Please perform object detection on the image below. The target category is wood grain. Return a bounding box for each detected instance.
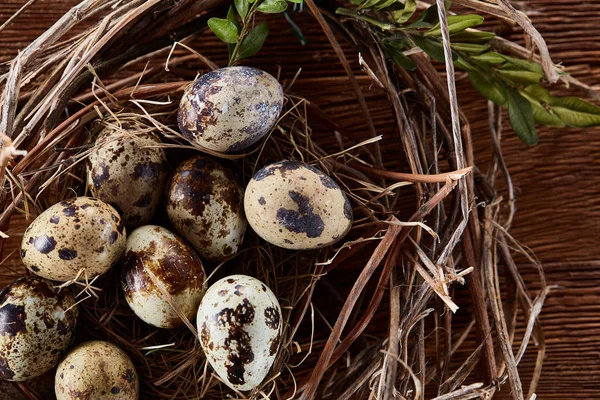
[1,0,599,398]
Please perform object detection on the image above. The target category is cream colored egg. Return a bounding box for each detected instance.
[87,128,168,228]
[197,275,282,391]
[166,155,247,261]
[55,341,138,400]
[21,197,126,282]
[120,225,207,329]
[244,160,353,249]
[0,276,77,381]
[177,66,284,152]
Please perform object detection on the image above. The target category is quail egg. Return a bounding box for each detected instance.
[244,160,353,249]
[87,127,168,228]
[21,197,126,282]
[55,341,138,400]
[177,66,284,153]
[121,225,207,329]
[0,276,77,381]
[197,275,282,391]
[166,155,246,261]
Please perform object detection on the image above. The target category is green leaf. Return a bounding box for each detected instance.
[234,0,249,18]
[549,96,600,127]
[226,5,242,30]
[426,14,484,37]
[208,18,239,44]
[411,35,456,62]
[523,84,552,102]
[413,4,440,25]
[257,0,287,13]
[500,55,543,74]
[335,8,393,30]
[374,0,396,10]
[454,55,476,72]
[497,69,543,84]
[506,89,538,146]
[235,21,269,61]
[393,0,415,23]
[359,0,381,10]
[519,90,566,127]
[287,0,303,3]
[470,51,506,64]
[468,70,507,106]
[451,43,489,54]
[450,30,495,44]
[384,45,416,70]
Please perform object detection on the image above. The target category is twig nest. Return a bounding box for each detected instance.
[166,155,247,261]
[0,276,77,381]
[177,66,283,152]
[55,341,138,400]
[244,160,353,250]
[120,225,207,329]
[21,197,126,282]
[197,275,282,391]
[87,128,168,228]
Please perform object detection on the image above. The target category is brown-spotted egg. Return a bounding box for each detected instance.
[121,225,207,329]
[166,155,246,261]
[55,341,138,400]
[244,160,353,249]
[177,66,284,153]
[197,275,282,391]
[0,276,77,381]
[21,197,126,282]
[87,128,168,228]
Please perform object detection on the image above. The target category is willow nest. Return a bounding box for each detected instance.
[0,0,567,399]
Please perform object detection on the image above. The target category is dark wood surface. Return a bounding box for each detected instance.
[1,0,600,398]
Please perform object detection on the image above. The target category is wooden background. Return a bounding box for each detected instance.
[1,0,600,398]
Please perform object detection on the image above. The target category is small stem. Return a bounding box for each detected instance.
[336,8,393,30]
[229,2,261,65]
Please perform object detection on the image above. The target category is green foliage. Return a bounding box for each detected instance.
[333,0,600,145]
[208,0,297,64]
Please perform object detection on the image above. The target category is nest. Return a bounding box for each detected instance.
[0,0,569,399]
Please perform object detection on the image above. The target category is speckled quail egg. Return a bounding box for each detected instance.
[21,197,126,282]
[0,276,77,381]
[121,225,207,329]
[166,155,247,261]
[177,66,284,153]
[55,341,138,400]
[197,275,283,391]
[87,127,168,228]
[244,160,353,250]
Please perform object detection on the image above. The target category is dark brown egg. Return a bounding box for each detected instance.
[87,129,168,228]
[166,155,247,261]
[0,276,77,381]
[121,225,207,329]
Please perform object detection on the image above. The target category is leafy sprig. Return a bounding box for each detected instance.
[337,0,600,145]
[208,0,298,65]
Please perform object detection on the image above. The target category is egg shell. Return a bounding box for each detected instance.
[0,276,77,381]
[121,225,207,329]
[55,341,138,400]
[244,160,353,250]
[197,275,283,391]
[166,155,247,261]
[87,129,168,228]
[177,66,284,153]
[21,197,126,282]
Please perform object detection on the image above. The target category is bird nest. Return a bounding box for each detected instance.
[2,0,586,399]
